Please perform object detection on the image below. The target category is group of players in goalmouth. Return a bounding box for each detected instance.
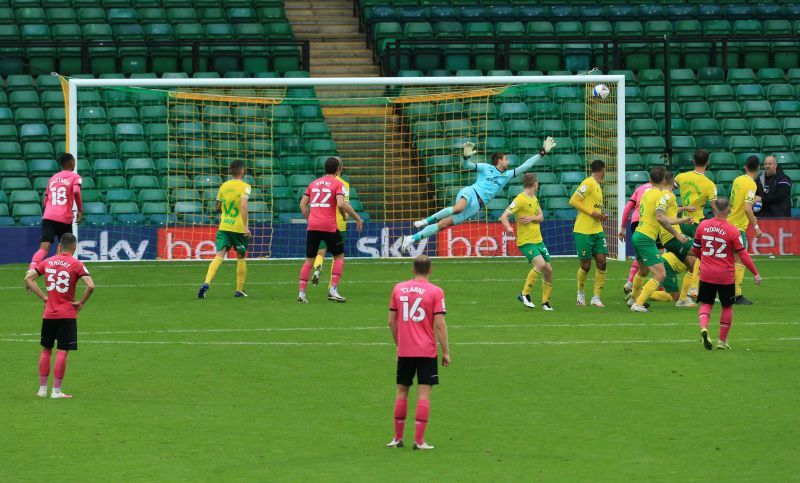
[21,141,764,449]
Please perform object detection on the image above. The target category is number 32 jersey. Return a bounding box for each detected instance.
[304,175,345,233]
[389,279,446,358]
[35,254,90,319]
[43,170,82,224]
[693,218,746,285]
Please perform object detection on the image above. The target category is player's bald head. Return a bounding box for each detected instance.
[413,255,431,276]
[713,197,731,216]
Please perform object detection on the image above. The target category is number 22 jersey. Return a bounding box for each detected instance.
[35,253,90,319]
[304,175,345,232]
[389,279,446,358]
[693,218,746,285]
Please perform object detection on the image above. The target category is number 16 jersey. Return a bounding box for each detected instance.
[35,253,90,319]
[216,179,251,234]
[693,217,746,285]
[389,279,446,358]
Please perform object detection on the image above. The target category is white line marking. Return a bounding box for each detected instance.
[4,321,799,338]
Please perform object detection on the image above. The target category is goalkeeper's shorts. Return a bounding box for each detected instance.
[452,187,482,225]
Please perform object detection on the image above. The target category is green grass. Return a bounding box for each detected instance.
[2,257,799,481]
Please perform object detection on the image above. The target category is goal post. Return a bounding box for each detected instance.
[65,75,626,262]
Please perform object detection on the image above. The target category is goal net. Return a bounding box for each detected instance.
[65,75,625,262]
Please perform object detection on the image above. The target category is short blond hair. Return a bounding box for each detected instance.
[522,173,537,188]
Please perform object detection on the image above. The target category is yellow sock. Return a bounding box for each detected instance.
[632,274,646,301]
[593,269,606,298]
[204,255,224,285]
[577,268,588,291]
[328,260,335,289]
[236,258,247,291]
[542,281,553,305]
[679,272,693,300]
[313,254,324,270]
[735,263,745,296]
[636,278,661,305]
[650,291,674,302]
[522,268,540,296]
[691,262,700,290]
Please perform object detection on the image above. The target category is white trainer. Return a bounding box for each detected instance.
[386,439,404,448]
[400,235,414,253]
[541,302,554,311]
[717,340,731,350]
[50,390,72,399]
[626,294,635,306]
[576,291,586,306]
[297,294,309,304]
[675,297,696,307]
[413,219,428,228]
[687,287,698,300]
[630,303,648,313]
[36,386,47,398]
[311,267,321,287]
[327,290,346,303]
[517,293,535,309]
[413,442,435,450]
[590,296,605,307]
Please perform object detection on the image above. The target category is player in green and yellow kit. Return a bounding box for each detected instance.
[727,155,762,305]
[659,170,699,306]
[499,173,554,311]
[198,160,251,299]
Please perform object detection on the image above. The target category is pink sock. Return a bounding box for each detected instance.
[414,400,430,446]
[299,262,312,292]
[330,258,343,289]
[720,305,733,341]
[39,349,51,386]
[393,398,408,441]
[699,303,712,330]
[54,350,68,389]
[29,248,48,270]
[628,260,639,283]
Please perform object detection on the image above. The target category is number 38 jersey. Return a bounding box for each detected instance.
[35,254,90,319]
[693,218,746,285]
[216,179,251,234]
[43,170,82,224]
[389,279,446,358]
[304,175,345,233]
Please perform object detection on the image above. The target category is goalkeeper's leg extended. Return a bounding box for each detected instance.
[402,191,475,252]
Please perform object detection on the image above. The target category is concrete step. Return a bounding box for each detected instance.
[310,66,380,76]
[291,23,360,34]
[310,56,375,66]
[311,40,368,50]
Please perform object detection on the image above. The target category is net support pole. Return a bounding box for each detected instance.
[616,76,627,261]
[68,79,80,240]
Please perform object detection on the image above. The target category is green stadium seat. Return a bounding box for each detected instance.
[9,90,40,108]
[729,136,759,153]
[9,189,40,204]
[697,67,725,86]
[784,118,800,136]
[12,204,42,220]
[673,86,704,103]
[750,118,781,136]
[761,135,789,152]
[735,84,766,101]
[689,118,721,136]
[695,135,727,153]
[766,84,795,102]
[775,152,800,169]
[83,201,107,215]
[720,118,749,136]
[682,102,711,120]
[707,153,737,171]
[0,159,26,177]
[636,136,666,154]
[712,101,742,119]
[742,101,773,119]
[628,119,659,137]
[637,69,664,87]
[774,101,800,120]
[650,102,681,120]
[23,142,54,160]
[106,189,136,204]
[28,158,59,177]
[727,68,756,86]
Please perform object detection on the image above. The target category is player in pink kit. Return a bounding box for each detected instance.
[24,233,95,398]
[619,182,652,294]
[297,157,362,303]
[28,153,83,273]
[692,197,761,350]
[386,255,450,451]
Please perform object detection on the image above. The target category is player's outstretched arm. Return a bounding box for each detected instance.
[460,142,478,171]
[434,314,450,366]
[72,276,95,312]
[299,195,310,220]
[511,136,557,177]
[24,270,47,303]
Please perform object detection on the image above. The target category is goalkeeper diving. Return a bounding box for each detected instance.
[401,137,557,252]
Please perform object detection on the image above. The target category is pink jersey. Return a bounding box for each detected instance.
[389,278,446,358]
[693,218,746,285]
[304,175,345,232]
[629,182,652,223]
[42,170,82,224]
[35,253,90,319]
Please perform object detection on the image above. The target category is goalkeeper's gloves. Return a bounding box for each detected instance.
[539,136,557,156]
[462,141,476,159]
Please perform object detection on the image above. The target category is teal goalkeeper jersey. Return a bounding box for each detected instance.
[466,153,542,202]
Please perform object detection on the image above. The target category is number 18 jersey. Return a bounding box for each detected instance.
[43,170,82,224]
[389,279,446,358]
[304,175,345,233]
[35,253,90,319]
[693,217,746,285]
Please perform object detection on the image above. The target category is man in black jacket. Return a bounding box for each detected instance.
[755,155,792,218]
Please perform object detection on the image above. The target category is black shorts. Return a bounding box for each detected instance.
[41,318,78,351]
[697,281,736,308]
[396,357,439,386]
[40,219,73,244]
[630,221,638,233]
[305,230,343,258]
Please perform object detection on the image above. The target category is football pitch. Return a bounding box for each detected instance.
[2,256,799,481]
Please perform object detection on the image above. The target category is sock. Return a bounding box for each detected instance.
[577,268,588,292]
[330,258,343,290]
[632,274,646,301]
[412,224,440,242]
[699,303,712,329]
[542,281,553,305]
[39,348,51,386]
[328,260,335,290]
[650,291,673,302]
[299,262,313,292]
[236,258,246,292]
[636,278,660,306]
[735,263,745,297]
[679,272,693,300]
[720,305,733,341]
[393,398,408,441]
[522,268,540,296]
[204,255,224,285]
[425,206,454,225]
[691,261,700,290]
[29,248,48,270]
[593,269,606,298]
[313,254,324,270]
[53,350,67,389]
[414,400,430,446]
[627,260,639,283]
